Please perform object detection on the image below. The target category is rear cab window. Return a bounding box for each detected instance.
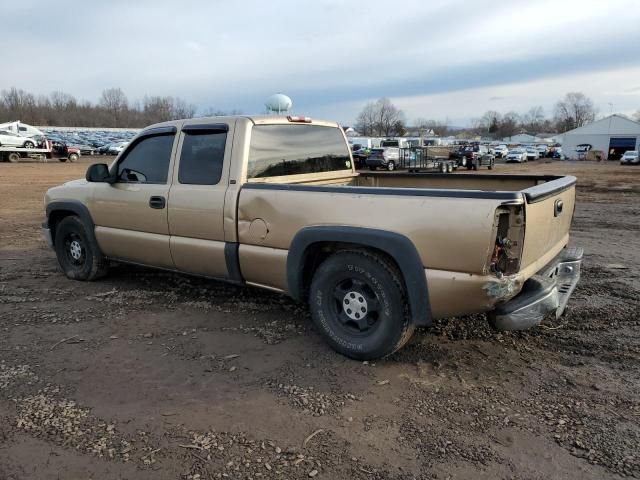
[247,125,352,180]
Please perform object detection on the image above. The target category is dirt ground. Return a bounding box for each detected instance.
[0,157,639,479]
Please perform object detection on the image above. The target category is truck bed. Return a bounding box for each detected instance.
[238,172,576,318]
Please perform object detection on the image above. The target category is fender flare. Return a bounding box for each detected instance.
[287,226,432,326]
[45,200,97,247]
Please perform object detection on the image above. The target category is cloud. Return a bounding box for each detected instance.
[1,0,639,124]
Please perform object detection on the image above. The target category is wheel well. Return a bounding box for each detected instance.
[300,242,406,301]
[48,210,77,246]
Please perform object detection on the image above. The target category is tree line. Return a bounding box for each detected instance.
[356,92,637,138]
[0,87,219,128]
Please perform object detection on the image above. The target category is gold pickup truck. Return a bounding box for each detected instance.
[43,115,582,359]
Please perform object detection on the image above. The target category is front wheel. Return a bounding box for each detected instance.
[309,251,414,360]
[387,161,395,171]
[54,216,109,281]
[24,141,35,149]
[68,153,79,162]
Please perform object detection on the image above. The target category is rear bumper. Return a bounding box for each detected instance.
[488,247,583,330]
[366,158,386,167]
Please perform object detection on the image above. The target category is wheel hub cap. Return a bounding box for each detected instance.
[69,240,82,260]
[343,291,368,320]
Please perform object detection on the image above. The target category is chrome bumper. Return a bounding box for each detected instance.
[488,247,583,330]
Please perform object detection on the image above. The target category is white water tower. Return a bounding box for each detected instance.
[265,93,292,114]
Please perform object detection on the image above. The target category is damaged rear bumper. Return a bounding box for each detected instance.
[488,247,583,330]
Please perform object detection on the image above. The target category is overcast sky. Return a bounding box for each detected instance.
[4,0,640,125]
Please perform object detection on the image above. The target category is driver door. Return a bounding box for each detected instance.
[90,126,178,268]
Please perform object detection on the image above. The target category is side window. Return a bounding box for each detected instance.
[178,131,227,185]
[117,134,174,184]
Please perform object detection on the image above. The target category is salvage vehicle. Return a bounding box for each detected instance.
[42,115,583,360]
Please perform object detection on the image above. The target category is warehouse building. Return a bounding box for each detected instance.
[559,115,640,160]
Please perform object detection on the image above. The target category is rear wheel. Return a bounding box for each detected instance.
[440,163,447,173]
[68,153,79,162]
[8,152,20,163]
[54,216,109,281]
[309,251,414,360]
[387,161,395,171]
[446,163,453,173]
[24,141,35,149]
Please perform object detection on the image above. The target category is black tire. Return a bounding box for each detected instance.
[24,141,35,149]
[488,160,494,170]
[8,152,20,163]
[54,216,109,281]
[387,161,395,171]
[308,250,414,360]
[439,163,447,173]
[446,163,453,173]
[472,161,478,171]
[68,153,79,162]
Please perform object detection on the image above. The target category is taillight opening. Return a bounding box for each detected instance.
[488,206,525,277]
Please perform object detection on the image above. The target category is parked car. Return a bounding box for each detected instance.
[351,144,370,168]
[536,144,549,157]
[454,144,494,170]
[620,150,639,165]
[524,147,539,161]
[97,144,113,155]
[493,145,509,158]
[366,147,400,171]
[552,147,563,159]
[107,142,129,155]
[42,114,582,360]
[0,130,37,148]
[505,149,528,163]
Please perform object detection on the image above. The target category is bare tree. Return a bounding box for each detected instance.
[498,112,521,138]
[479,110,501,133]
[355,98,405,137]
[99,88,128,127]
[554,92,596,132]
[522,106,545,132]
[355,101,377,136]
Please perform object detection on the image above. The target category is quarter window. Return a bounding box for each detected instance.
[178,131,227,185]
[117,134,174,184]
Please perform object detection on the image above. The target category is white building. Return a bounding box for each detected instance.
[558,115,640,160]
[502,133,545,144]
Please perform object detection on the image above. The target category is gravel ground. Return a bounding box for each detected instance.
[0,158,638,479]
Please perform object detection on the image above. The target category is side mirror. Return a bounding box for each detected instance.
[86,163,115,183]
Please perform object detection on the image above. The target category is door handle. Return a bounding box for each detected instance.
[149,196,166,209]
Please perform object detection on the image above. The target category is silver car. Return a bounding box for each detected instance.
[0,130,37,148]
[620,150,639,165]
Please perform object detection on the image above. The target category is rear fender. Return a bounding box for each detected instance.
[287,226,432,326]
